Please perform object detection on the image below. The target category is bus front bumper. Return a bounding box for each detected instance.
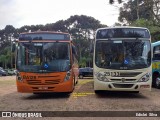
[17,80,73,93]
[94,79,152,92]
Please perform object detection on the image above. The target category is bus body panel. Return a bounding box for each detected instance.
[93,66,152,91]
[16,71,77,93]
[152,61,160,74]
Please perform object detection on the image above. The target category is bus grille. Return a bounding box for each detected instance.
[112,84,134,88]
[117,72,142,77]
[27,80,60,85]
[38,76,59,78]
[110,79,136,82]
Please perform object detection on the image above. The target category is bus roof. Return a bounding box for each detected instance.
[152,41,160,46]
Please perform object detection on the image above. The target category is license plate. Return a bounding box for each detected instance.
[38,87,48,90]
[140,85,150,88]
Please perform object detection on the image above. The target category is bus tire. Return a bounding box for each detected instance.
[94,90,101,94]
[153,74,160,88]
[155,76,160,89]
[132,91,139,93]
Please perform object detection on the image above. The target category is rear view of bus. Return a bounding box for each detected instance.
[16,31,78,93]
[94,27,152,93]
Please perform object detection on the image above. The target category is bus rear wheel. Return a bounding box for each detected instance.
[132,91,139,93]
[94,90,101,94]
[152,73,160,88]
[155,77,160,89]
[153,74,160,88]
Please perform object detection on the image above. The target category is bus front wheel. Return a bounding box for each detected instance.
[153,74,160,89]
[155,77,160,89]
[94,90,101,94]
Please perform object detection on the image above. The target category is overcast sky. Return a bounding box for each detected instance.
[0,0,121,29]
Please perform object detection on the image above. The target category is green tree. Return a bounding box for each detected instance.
[132,19,160,41]
[0,15,107,67]
[117,0,160,26]
[79,57,87,67]
[118,0,152,24]
[0,25,15,47]
[117,0,160,41]
[0,46,11,68]
[143,0,160,26]
[64,15,106,66]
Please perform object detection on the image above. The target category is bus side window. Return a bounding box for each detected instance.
[153,46,160,60]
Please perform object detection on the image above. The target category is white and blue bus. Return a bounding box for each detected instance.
[94,27,152,93]
[152,41,160,88]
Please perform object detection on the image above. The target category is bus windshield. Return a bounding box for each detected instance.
[95,40,151,70]
[17,42,70,72]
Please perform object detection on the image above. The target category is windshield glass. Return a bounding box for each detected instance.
[95,40,151,70]
[17,42,70,72]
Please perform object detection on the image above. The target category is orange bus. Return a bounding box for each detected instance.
[16,31,79,93]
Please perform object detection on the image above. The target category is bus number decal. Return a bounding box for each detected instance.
[105,72,120,77]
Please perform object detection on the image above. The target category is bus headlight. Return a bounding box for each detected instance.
[138,73,151,82]
[16,72,23,82]
[96,72,109,82]
[64,70,71,81]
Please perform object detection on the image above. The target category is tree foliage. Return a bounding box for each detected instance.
[64,15,106,66]
[118,0,160,24]
[0,46,11,68]
[132,19,160,41]
[118,0,152,24]
[0,15,106,68]
[117,0,160,42]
